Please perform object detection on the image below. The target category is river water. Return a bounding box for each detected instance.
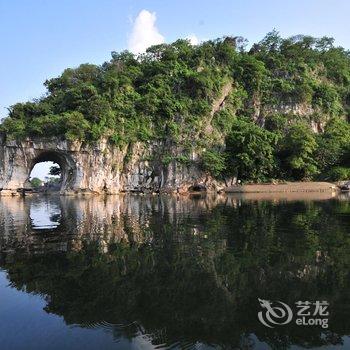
[0,193,349,350]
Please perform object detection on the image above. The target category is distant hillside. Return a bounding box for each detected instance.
[1,31,350,182]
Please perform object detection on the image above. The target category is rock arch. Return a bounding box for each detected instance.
[0,134,121,195]
[27,150,76,192]
[0,133,220,195]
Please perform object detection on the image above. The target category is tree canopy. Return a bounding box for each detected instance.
[1,31,350,181]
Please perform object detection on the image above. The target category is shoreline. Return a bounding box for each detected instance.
[0,181,346,197]
[224,181,339,193]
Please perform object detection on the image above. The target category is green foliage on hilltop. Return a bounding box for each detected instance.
[1,31,350,181]
[1,41,234,145]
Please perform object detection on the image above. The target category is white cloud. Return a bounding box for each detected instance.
[128,10,165,54]
[186,34,199,45]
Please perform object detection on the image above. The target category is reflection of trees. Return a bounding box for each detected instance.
[0,198,349,349]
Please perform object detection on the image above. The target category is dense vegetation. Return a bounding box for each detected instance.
[1,31,350,181]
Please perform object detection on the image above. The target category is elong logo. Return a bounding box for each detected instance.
[258,299,293,328]
[258,299,329,329]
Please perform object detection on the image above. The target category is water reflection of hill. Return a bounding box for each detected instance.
[0,194,349,349]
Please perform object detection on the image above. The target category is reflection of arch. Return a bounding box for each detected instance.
[27,151,77,192]
[30,198,62,230]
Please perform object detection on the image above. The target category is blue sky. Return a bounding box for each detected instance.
[1,0,349,179]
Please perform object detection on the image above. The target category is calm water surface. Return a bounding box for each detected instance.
[0,193,349,350]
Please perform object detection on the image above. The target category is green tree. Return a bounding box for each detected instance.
[30,177,42,189]
[225,118,278,181]
[49,165,61,176]
[317,118,350,169]
[61,111,91,141]
[201,149,226,177]
[279,122,318,179]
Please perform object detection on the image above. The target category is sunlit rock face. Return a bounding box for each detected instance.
[0,135,122,195]
[0,134,222,195]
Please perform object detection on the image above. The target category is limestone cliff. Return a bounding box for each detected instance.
[0,133,224,195]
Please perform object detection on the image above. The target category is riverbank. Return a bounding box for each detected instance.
[0,181,344,196]
[224,181,338,193]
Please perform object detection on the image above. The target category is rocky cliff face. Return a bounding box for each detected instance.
[0,133,223,195]
[250,97,327,132]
